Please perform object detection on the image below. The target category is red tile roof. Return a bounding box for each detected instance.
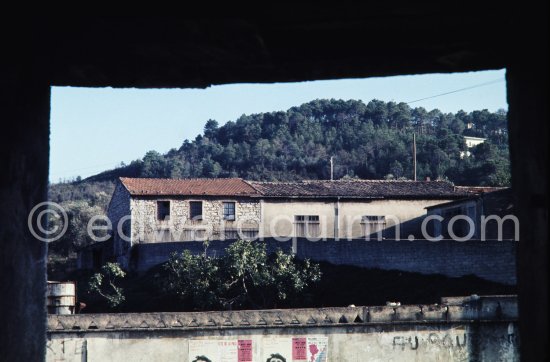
[119,177,472,199]
[119,177,260,196]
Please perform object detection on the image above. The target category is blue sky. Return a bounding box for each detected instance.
[50,69,507,182]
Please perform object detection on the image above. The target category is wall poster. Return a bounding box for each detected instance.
[188,336,328,362]
[188,339,252,362]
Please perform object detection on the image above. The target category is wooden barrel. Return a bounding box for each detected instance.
[47,281,76,315]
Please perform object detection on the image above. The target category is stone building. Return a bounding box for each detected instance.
[100,177,473,269]
[107,177,261,267]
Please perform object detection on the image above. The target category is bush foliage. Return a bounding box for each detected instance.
[163,240,321,310]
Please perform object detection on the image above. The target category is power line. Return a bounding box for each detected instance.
[406,78,505,105]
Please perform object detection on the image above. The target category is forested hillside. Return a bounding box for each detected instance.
[85,98,510,186]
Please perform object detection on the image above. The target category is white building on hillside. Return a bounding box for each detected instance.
[461,136,487,158]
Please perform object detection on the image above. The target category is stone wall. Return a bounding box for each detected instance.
[46,295,519,361]
[131,238,517,285]
[108,182,132,233]
[130,196,261,243]
[107,182,132,264]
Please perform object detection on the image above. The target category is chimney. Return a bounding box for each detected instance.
[425,176,431,181]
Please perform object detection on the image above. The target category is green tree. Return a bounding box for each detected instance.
[163,240,321,310]
[142,150,168,177]
[389,160,405,179]
[203,119,219,139]
[88,262,126,308]
[162,243,222,309]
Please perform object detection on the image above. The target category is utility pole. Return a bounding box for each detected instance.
[330,156,334,181]
[413,133,417,181]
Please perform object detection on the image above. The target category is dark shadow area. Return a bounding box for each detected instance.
[310,263,516,308]
[66,261,515,313]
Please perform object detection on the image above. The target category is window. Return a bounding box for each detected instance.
[189,201,203,220]
[223,228,259,240]
[295,215,320,237]
[223,228,239,239]
[158,229,172,242]
[157,201,170,220]
[223,202,236,220]
[241,228,259,239]
[182,229,206,241]
[362,215,386,236]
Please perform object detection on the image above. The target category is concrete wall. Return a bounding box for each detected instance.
[261,198,452,239]
[131,238,516,285]
[427,199,479,239]
[0,78,49,361]
[337,199,450,239]
[295,239,517,285]
[262,199,336,238]
[46,296,519,361]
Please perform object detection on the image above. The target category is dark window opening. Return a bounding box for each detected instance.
[157,201,170,220]
[189,201,203,220]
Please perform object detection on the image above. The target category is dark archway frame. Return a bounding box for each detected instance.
[1,10,547,361]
